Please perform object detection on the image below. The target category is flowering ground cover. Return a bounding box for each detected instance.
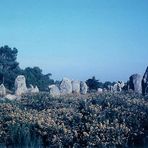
[0,92,148,147]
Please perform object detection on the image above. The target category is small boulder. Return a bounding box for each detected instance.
[0,84,6,97]
[34,86,39,93]
[72,80,80,94]
[15,75,28,96]
[28,84,39,93]
[98,88,103,93]
[60,78,72,95]
[5,94,17,100]
[80,81,88,94]
[49,85,60,97]
[111,81,125,93]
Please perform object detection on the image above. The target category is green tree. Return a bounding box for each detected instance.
[86,76,102,91]
[22,67,54,91]
[0,45,20,89]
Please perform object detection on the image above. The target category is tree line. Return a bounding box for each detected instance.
[0,45,54,91]
[0,45,114,92]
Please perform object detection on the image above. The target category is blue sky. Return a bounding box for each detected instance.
[0,0,148,81]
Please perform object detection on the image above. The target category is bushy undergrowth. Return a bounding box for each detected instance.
[0,92,148,147]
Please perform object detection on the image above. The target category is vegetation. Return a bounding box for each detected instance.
[0,45,54,91]
[22,67,54,91]
[86,76,102,91]
[0,93,148,147]
[0,45,20,90]
[86,76,115,91]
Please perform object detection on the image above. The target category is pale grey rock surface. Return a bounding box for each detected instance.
[28,84,39,93]
[0,84,6,97]
[15,75,27,96]
[49,85,60,97]
[98,88,103,93]
[129,74,142,94]
[5,94,17,100]
[72,80,80,93]
[60,78,72,95]
[80,81,88,94]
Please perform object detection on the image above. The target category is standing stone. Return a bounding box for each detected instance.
[80,81,88,94]
[142,67,148,95]
[34,86,39,93]
[111,81,124,93]
[72,80,80,94]
[49,85,60,97]
[28,84,39,93]
[15,75,27,96]
[112,83,118,93]
[98,88,103,93]
[0,84,6,97]
[60,78,72,95]
[129,74,142,94]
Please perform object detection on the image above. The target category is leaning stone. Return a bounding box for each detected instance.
[49,85,60,97]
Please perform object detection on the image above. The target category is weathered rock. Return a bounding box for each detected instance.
[111,81,125,93]
[80,81,88,94]
[49,85,60,97]
[98,88,103,93]
[15,75,27,96]
[142,67,148,95]
[0,84,6,97]
[5,94,17,100]
[34,86,39,93]
[72,80,80,93]
[129,74,142,94]
[60,78,72,95]
[111,83,119,93]
[28,84,39,93]
[118,81,125,89]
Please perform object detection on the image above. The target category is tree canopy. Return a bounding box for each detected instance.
[22,67,54,91]
[86,76,102,91]
[0,45,54,91]
[0,45,20,89]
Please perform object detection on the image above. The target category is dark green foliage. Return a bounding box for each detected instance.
[0,45,21,90]
[0,45,54,91]
[22,67,54,91]
[86,76,102,91]
[103,81,116,90]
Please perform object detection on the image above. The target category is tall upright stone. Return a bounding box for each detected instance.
[142,67,148,95]
[15,75,27,96]
[72,80,80,94]
[129,74,142,94]
[0,84,6,97]
[80,81,88,94]
[60,78,72,95]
